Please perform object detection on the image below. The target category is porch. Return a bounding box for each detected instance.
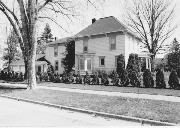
[75,52,95,75]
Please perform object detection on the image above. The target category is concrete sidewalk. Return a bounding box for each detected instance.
[0,83,27,89]
[1,82,180,103]
[38,86,180,103]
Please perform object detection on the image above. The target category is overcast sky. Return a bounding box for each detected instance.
[0,0,180,57]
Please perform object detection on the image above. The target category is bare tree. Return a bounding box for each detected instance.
[0,0,96,89]
[124,0,176,71]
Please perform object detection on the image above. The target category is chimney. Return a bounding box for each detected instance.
[92,18,96,24]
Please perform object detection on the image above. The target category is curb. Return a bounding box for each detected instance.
[0,95,177,126]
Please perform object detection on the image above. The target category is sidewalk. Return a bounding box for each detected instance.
[38,86,180,103]
[0,83,27,89]
[1,82,180,103]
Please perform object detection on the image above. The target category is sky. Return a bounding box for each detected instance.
[0,0,180,58]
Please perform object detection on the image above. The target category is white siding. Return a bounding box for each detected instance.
[45,44,66,74]
[125,34,140,66]
[75,33,125,72]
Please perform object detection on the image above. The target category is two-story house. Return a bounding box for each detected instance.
[45,37,72,74]
[46,16,151,75]
[75,16,151,74]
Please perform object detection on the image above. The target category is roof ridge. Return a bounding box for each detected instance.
[99,16,114,19]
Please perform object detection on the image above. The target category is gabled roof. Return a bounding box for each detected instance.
[36,54,45,60]
[75,16,137,38]
[48,36,74,46]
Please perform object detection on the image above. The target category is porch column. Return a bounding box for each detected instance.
[84,59,87,71]
[146,58,148,69]
[149,58,151,71]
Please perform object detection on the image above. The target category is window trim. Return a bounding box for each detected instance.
[99,56,105,67]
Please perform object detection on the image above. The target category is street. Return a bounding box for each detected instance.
[0,97,145,127]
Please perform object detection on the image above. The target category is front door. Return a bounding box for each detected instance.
[85,58,92,71]
[79,58,92,72]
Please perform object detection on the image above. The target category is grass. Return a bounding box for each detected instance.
[38,82,180,97]
[3,88,180,124]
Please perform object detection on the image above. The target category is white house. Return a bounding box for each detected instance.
[74,16,151,74]
[45,16,151,75]
[45,37,73,74]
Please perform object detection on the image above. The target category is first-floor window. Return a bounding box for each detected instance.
[99,56,105,67]
[80,59,84,70]
[55,60,59,71]
[54,46,58,57]
[115,56,118,67]
[61,59,64,67]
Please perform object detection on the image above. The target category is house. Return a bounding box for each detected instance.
[74,16,151,74]
[45,37,73,74]
[45,16,151,75]
[10,54,48,73]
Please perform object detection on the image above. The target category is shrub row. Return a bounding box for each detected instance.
[0,70,24,82]
[36,69,179,89]
[35,53,180,89]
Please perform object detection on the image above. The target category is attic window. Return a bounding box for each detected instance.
[84,46,88,53]
[83,38,88,53]
[54,46,58,57]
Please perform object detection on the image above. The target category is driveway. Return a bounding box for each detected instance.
[0,97,144,127]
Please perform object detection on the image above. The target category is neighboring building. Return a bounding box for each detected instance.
[10,54,48,73]
[45,37,73,74]
[75,16,151,74]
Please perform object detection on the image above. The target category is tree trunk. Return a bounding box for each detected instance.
[24,59,28,79]
[151,55,155,72]
[28,52,36,89]
[26,0,38,89]
[27,26,37,89]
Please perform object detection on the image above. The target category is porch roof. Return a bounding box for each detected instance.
[138,52,153,58]
[75,52,96,56]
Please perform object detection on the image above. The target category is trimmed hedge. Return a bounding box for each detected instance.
[127,54,140,87]
[116,54,125,74]
[143,69,154,88]
[156,69,166,89]
[168,69,180,89]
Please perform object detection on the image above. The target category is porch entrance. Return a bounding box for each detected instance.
[79,58,92,73]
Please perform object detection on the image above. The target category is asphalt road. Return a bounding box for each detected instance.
[0,97,146,127]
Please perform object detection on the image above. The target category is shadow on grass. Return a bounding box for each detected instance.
[0,87,26,94]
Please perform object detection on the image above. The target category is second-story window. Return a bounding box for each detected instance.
[83,38,88,53]
[109,35,116,50]
[54,46,58,57]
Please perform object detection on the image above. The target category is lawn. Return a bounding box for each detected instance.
[2,88,180,124]
[38,81,180,97]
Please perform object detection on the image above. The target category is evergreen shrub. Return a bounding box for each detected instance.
[143,69,154,88]
[126,54,140,87]
[156,68,166,89]
[168,69,180,89]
